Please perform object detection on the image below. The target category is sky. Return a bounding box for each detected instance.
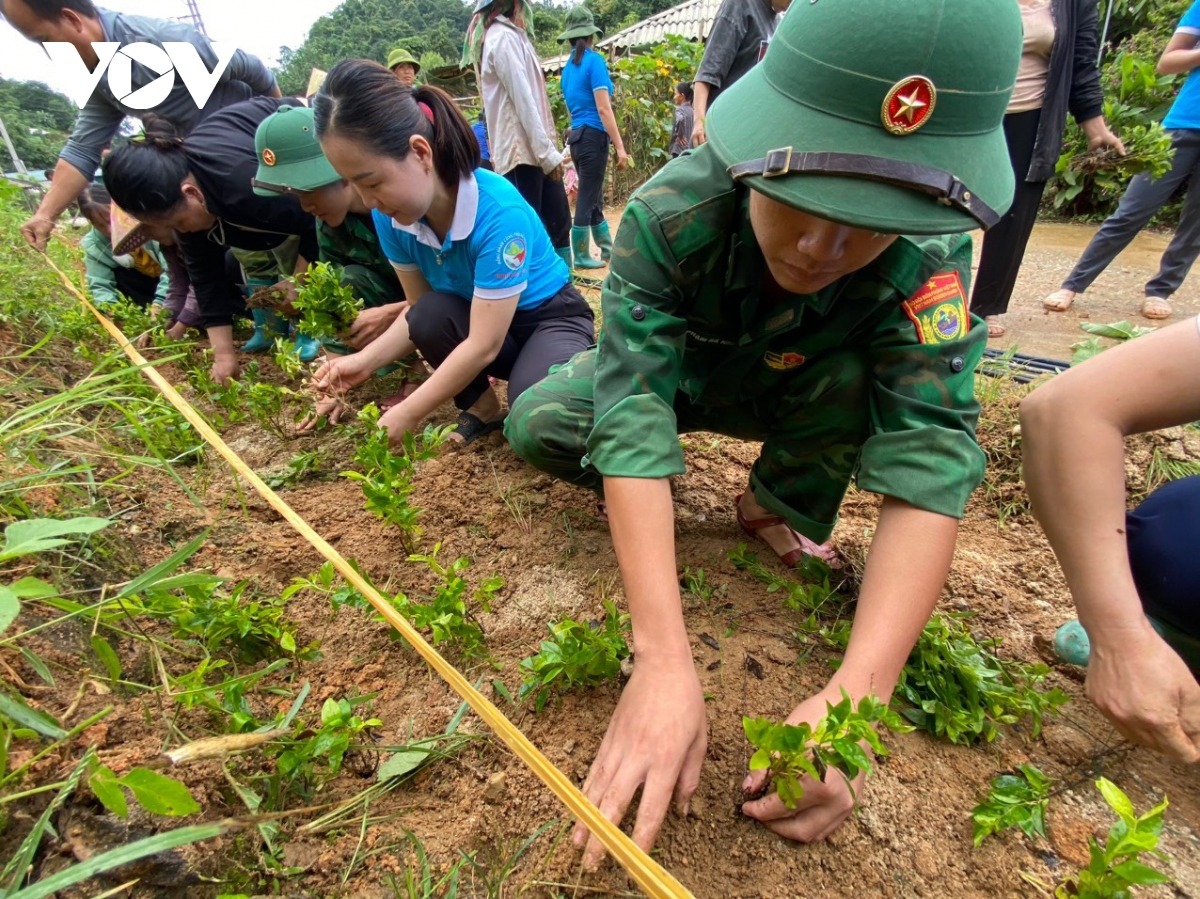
[0,0,348,95]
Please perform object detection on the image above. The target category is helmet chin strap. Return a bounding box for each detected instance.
[727,148,1000,231]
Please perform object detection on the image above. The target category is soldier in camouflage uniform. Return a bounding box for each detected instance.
[252,105,428,418]
[505,0,1023,864]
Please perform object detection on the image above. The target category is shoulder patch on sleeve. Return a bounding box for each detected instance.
[902,271,968,344]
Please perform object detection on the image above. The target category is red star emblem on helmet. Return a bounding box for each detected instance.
[262,148,277,166]
[881,75,937,136]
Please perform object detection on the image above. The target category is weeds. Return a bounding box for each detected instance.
[519,601,630,711]
[971,764,1052,847]
[743,691,911,809]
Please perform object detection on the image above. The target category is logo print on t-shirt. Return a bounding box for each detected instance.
[502,237,527,270]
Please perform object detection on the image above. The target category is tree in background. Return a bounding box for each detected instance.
[0,78,76,173]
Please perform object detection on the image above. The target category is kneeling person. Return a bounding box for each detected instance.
[506,0,1022,861]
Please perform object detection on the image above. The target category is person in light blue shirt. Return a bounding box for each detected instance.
[557,6,628,269]
[473,111,493,171]
[309,60,595,446]
[1043,0,1200,322]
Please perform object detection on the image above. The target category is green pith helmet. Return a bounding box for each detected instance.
[706,0,1022,235]
[387,47,421,73]
[557,6,602,42]
[252,105,341,198]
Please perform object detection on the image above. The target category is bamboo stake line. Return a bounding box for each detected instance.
[40,254,694,899]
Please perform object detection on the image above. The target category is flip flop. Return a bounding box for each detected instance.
[1141,296,1172,320]
[1042,289,1076,313]
[985,315,1006,339]
[735,492,840,568]
[451,411,505,446]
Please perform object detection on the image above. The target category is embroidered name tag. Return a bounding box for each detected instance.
[902,271,968,344]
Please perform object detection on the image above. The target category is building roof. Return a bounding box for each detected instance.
[599,0,721,51]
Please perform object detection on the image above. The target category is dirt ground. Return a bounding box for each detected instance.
[8,218,1200,898]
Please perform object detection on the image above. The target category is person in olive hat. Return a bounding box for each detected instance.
[387,47,421,87]
[556,5,628,269]
[506,0,1022,864]
[252,104,427,425]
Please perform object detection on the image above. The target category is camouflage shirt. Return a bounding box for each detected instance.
[317,212,402,290]
[587,144,987,520]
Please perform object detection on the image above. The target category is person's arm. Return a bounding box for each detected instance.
[221,49,279,96]
[1158,30,1200,76]
[22,155,108,251]
[1070,0,1124,153]
[691,6,745,144]
[691,82,712,146]
[82,232,122,305]
[491,32,564,172]
[593,89,629,168]
[179,231,241,382]
[1021,319,1200,763]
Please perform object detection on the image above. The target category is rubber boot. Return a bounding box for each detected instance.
[554,246,573,269]
[571,226,604,269]
[591,220,613,263]
[242,307,287,353]
[292,328,321,363]
[1055,616,1200,675]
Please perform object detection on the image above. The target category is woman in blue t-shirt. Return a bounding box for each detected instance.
[310,60,595,445]
[557,6,629,269]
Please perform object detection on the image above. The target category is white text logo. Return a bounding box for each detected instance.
[44,41,236,110]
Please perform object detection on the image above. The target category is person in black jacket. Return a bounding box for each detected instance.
[102,97,320,384]
[970,0,1123,338]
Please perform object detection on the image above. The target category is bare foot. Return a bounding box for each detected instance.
[737,491,840,567]
[446,385,504,444]
[1042,288,1076,312]
[1141,296,1172,320]
[985,315,1006,339]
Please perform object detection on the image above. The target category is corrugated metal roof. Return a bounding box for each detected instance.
[599,0,722,51]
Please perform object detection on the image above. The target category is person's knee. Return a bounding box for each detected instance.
[405,292,452,345]
[504,388,557,466]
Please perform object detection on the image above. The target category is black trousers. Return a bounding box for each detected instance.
[1128,474,1200,646]
[405,284,595,410]
[971,108,1046,318]
[504,165,571,251]
[569,126,608,227]
[113,266,163,308]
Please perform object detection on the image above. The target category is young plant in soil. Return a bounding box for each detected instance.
[519,601,630,712]
[971,763,1053,847]
[292,261,363,341]
[342,405,450,551]
[277,695,383,786]
[272,336,307,380]
[728,542,848,629]
[895,614,1069,745]
[1053,778,1171,899]
[398,545,501,660]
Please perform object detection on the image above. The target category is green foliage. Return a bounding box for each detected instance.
[680,565,722,604]
[284,559,373,612]
[264,447,329,489]
[1070,320,1157,365]
[277,695,382,782]
[88,760,201,819]
[0,77,76,171]
[971,764,1053,847]
[519,601,630,711]
[1054,778,1171,899]
[743,691,911,809]
[728,543,847,632]
[189,359,300,437]
[386,828,468,899]
[271,337,306,380]
[292,261,364,341]
[896,615,1069,745]
[342,405,450,550]
[399,545,500,658]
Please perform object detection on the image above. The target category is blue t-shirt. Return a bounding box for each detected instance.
[1164,1,1200,130]
[372,168,570,311]
[561,48,614,132]
[472,121,490,161]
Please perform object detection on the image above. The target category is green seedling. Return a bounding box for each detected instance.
[519,601,630,711]
[277,695,381,783]
[743,691,911,809]
[896,614,1068,744]
[264,447,328,489]
[728,543,846,627]
[87,758,201,819]
[1054,778,1171,899]
[971,763,1053,847]
[398,545,500,659]
[680,566,723,604]
[284,560,372,612]
[292,261,363,341]
[271,336,307,380]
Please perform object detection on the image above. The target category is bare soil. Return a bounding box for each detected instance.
[3,219,1199,898]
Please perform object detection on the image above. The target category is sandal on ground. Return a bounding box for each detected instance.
[1141,296,1172,320]
[449,411,505,446]
[1042,289,1076,313]
[379,379,422,412]
[985,315,1006,339]
[735,492,840,568]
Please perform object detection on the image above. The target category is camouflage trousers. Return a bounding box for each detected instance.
[506,346,873,544]
[322,264,405,355]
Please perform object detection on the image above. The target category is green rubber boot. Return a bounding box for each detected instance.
[1055,616,1200,675]
[242,307,288,353]
[554,246,573,269]
[591,220,613,263]
[571,226,604,269]
[293,330,321,363]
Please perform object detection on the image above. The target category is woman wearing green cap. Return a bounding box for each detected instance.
[506,0,1022,862]
[387,48,421,87]
[557,6,629,269]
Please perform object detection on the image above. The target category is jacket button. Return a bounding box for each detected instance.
[950,356,966,373]
[631,305,646,321]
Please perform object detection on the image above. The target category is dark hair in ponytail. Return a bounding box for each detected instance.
[76,182,111,229]
[101,116,191,218]
[675,81,693,102]
[314,59,480,187]
[570,37,587,65]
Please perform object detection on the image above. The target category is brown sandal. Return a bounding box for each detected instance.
[735,493,839,568]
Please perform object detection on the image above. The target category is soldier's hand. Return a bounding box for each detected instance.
[21,216,55,252]
[691,119,707,147]
[345,302,404,350]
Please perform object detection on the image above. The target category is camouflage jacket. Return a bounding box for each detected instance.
[587,144,987,520]
[317,212,402,289]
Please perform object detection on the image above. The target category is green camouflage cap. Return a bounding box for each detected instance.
[252,105,341,197]
[557,6,602,42]
[706,0,1021,235]
[387,47,421,72]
